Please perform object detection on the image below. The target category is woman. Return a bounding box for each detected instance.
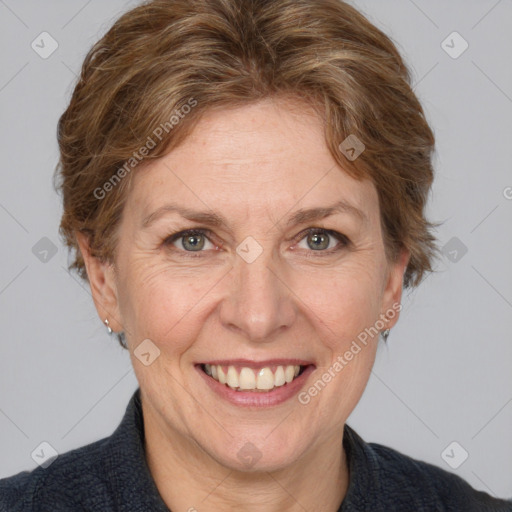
[1,0,510,510]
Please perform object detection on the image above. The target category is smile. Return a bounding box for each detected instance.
[201,363,307,392]
[196,359,316,407]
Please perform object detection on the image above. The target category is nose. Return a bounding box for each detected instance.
[219,245,297,343]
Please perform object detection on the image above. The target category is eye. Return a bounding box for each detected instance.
[294,228,349,254]
[163,227,349,258]
[164,229,216,255]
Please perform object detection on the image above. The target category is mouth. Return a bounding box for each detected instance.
[197,361,313,393]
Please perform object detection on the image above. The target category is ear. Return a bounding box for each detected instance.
[380,248,410,330]
[75,231,123,333]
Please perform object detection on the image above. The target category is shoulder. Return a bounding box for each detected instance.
[0,389,168,512]
[0,436,114,512]
[343,425,512,511]
[0,468,35,511]
[370,440,511,511]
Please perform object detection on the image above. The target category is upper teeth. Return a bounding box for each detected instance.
[204,364,301,391]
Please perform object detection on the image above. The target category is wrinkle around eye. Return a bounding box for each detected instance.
[158,227,354,264]
[293,229,349,253]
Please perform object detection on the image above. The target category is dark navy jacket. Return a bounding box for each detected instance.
[1,388,511,511]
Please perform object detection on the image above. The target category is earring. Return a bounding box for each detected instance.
[104,318,113,335]
[382,329,390,340]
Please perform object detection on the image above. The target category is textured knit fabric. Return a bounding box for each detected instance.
[1,388,511,511]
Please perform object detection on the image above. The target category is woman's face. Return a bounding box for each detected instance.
[84,97,408,471]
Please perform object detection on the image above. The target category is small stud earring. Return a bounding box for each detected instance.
[104,319,113,335]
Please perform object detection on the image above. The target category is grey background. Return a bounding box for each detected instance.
[0,0,511,500]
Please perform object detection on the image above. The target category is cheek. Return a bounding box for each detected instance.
[118,257,214,349]
[293,261,384,338]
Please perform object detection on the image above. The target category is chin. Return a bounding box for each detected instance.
[206,432,310,474]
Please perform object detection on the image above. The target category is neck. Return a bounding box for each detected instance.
[143,404,350,512]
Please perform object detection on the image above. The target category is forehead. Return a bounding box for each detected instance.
[127,98,378,224]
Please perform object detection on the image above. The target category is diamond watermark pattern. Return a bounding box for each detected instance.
[236,236,263,264]
[31,441,58,469]
[237,441,262,469]
[32,237,58,263]
[31,32,59,59]
[441,441,469,469]
[441,31,469,59]
[134,338,161,366]
[339,134,366,161]
[442,236,468,263]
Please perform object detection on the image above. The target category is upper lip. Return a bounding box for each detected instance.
[197,359,315,369]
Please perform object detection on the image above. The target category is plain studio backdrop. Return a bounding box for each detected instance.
[0,0,511,500]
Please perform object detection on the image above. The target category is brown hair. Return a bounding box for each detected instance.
[55,0,439,347]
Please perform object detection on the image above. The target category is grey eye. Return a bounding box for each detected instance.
[300,231,336,251]
[308,232,330,250]
[181,233,206,251]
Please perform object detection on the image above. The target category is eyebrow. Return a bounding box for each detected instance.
[141,199,367,229]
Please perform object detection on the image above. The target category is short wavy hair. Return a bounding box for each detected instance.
[55,0,439,348]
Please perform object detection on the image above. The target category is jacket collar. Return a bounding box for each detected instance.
[105,387,171,511]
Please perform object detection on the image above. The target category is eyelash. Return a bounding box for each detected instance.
[163,228,350,258]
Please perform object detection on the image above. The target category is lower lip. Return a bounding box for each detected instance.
[195,365,316,407]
